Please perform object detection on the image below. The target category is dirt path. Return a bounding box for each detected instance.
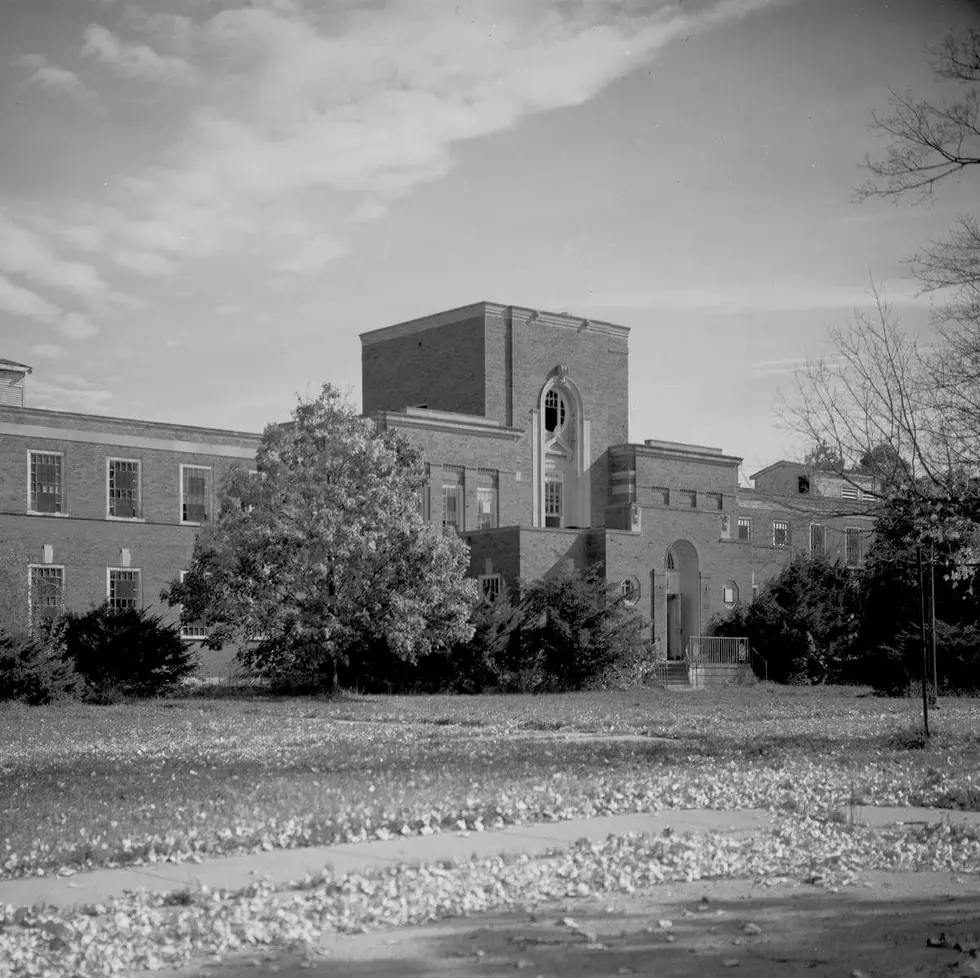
[155,871,980,977]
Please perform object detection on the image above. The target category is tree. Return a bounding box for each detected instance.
[802,441,844,472]
[162,385,477,692]
[787,12,980,572]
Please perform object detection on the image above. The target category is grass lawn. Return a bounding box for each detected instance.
[2,684,978,880]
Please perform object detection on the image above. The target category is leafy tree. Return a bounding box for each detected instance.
[518,565,646,691]
[802,441,844,472]
[712,555,862,685]
[57,604,195,699]
[163,385,477,692]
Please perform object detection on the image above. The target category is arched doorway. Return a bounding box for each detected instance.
[664,540,700,660]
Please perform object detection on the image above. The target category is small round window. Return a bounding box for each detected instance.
[544,389,567,433]
[620,578,639,605]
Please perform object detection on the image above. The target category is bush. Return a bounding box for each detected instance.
[0,628,80,705]
[712,555,862,685]
[56,604,196,699]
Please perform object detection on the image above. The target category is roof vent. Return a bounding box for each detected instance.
[0,359,32,407]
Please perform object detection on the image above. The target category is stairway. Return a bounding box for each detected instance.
[657,660,691,689]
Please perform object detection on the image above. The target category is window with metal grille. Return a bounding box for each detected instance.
[810,524,825,556]
[845,527,862,567]
[181,465,210,523]
[479,574,502,602]
[737,517,751,541]
[545,472,563,527]
[29,451,63,513]
[773,520,790,547]
[29,565,64,635]
[108,569,140,610]
[108,459,140,519]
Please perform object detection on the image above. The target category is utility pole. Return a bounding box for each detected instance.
[930,543,938,708]
[917,546,930,738]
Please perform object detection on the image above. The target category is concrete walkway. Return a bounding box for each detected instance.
[1,806,977,911]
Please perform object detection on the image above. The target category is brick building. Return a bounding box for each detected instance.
[0,301,876,668]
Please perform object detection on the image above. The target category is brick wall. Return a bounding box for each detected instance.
[361,314,487,417]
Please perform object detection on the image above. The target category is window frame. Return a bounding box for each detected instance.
[106,457,143,521]
[737,517,752,541]
[619,577,639,606]
[773,520,790,547]
[722,582,738,607]
[809,523,826,556]
[680,490,697,508]
[27,449,67,516]
[845,526,862,567]
[107,567,141,611]
[478,573,502,603]
[544,470,563,527]
[652,486,670,506]
[707,492,724,511]
[180,463,212,526]
[28,564,65,635]
[441,468,464,533]
[178,570,208,641]
[476,485,498,530]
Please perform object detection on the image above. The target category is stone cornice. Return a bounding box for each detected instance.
[371,409,524,441]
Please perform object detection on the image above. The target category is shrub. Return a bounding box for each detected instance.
[0,627,79,705]
[57,604,196,699]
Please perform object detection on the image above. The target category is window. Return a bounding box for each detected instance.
[810,524,825,556]
[29,451,64,514]
[773,520,790,547]
[442,467,463,533]
[680,490,697,508]
[108,458,141,519]
[619,578,639,605]
[845,527,862,567]
[108,569,140,610]
[652,486,670,506]
[722,582,738,607]
[737,517,752,541]
[751,584,760,601]
[545,471,563,527]
[707,492,724,511]
[29,565,64,636]
[841,485,860,500]
[544,389,567,433]
[798,475,810,495]
[479,574,502,602]
[181,465,211,524]
[720,514,731,539]
[178,571,208,641]
[477,470,498,530]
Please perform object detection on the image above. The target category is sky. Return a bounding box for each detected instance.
[1,0,977,478]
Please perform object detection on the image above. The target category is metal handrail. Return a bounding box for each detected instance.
[684,636,750,664]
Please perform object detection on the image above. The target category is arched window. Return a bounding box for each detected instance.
[665,551,675,571]
[544,389,567,433]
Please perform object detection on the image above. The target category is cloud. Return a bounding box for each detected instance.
[29,343,63,359]
[350,199,387,223]
[31,378,113,411]
[81,24,195,83]
[276,234,346,274]
[544,281,923,314]
[0,274,62,322]
[15,54,95,103]
[110,248,178,276]
[0,212,111,301]
[57,311,98,340]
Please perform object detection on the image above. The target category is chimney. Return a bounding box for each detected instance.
[0,360,32,407]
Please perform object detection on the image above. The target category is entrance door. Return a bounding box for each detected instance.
[666,594,683,660]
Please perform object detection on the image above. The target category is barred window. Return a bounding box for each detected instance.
[181,465,211,524]
[810,524,825,556]
[29,451,63,513]
[773,520,790,547]
[737,517,751,541]
[845,528,862,567]
[479,574,502,602]
[108,459,140,519]
[108,569,140,610]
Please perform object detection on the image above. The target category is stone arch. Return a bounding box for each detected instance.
[663,539,701,659]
